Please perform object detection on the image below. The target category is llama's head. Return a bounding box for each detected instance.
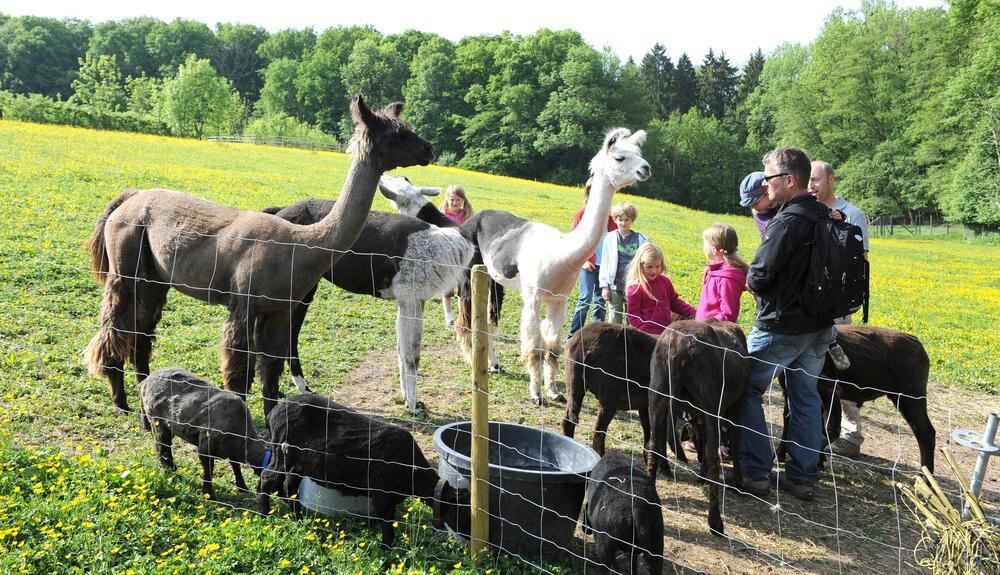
[378,175,441,218]
[347,94,434,170]
[589,128,651,190]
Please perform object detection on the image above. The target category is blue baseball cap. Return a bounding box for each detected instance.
[739,171,766,208]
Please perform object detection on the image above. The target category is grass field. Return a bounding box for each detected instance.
[0,120,997,574]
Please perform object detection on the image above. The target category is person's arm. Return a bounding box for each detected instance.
[747,219,791,293]
[716,275,745,322]
[598,234,614,288]
[625,284,645,330]
[668,279,697,318]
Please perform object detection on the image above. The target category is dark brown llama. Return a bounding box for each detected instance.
[85,95,433,417]
[646,319,749,536]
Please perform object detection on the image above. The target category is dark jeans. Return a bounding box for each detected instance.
[567,266,606,338]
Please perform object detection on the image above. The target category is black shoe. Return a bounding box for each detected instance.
[771,471,817,501]
[724,470,770,497]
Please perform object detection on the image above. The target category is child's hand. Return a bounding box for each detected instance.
[582,261,596,272]
[601,287,611,301]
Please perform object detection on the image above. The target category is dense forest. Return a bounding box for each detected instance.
[0,0,997,225]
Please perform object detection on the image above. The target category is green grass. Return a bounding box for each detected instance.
[0,119,997,574]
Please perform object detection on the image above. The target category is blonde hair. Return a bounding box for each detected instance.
[440,185,473,220]
[703,224,749,272]
[625,243,666,299]
[611,201,637,221]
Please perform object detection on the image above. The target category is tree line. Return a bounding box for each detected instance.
[1,0,997,225]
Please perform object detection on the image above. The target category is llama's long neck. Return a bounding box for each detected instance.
[415,202,456,228]
[304,159,381,255]
[564,173,616,263]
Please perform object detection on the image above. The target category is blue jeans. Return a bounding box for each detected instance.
[567,266,606,338]
[739,326,833,482]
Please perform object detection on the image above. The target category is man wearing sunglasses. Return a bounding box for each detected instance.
[737,147,834,502]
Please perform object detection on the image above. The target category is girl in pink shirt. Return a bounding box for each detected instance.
[694,224,749,323]
[624,243,696,336]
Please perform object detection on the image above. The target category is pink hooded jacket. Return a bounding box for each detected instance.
[695,261,747,323]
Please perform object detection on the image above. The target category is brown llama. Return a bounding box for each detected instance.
[85,94,433,417]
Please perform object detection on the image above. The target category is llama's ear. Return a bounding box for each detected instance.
[383,101,404,119]
[628,129,647,147]
[603,127,631,151]
[377,182,398,201]
[351,93,377,126]
[418,187,442,196]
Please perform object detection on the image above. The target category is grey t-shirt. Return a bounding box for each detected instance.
[833,197,869,251]
[614,231,642,290]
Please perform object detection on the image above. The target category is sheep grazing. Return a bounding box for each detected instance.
[258,393,462,547]
[562,322,659,456]
[583,451,664,575]
[139,368,267,499]
[646,320,749,536]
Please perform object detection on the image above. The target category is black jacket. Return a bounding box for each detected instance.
[748,194,834,335]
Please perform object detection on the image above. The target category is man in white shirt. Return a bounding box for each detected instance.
[809,160,870,458]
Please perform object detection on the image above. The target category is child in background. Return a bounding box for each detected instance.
[440,186,473,326]
[695,224,749,323]
[599,202,648,324]
[624,243,696,336]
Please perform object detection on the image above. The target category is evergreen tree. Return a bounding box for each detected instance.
[737,48,766,104]
[640,43,673,119]
[672,53,698,113]
[696,48,738,119]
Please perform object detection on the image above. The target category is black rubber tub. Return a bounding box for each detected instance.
[433,420,600,557]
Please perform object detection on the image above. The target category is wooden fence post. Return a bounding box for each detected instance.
[469,264,490,560]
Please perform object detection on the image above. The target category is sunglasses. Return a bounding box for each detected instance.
[763,172,790,182]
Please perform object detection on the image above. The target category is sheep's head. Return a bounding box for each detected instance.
[378,174,441,218]
[589,128,651,190]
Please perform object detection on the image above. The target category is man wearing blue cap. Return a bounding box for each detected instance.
[739,171,777,239]
[738,147,834,502]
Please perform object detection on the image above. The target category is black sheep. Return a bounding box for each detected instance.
[647,320,749,536]
[583,451,664,575]
[140,368,266,499]
[257,393,462,547]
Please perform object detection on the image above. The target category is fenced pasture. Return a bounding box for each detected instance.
[0,120,997,574]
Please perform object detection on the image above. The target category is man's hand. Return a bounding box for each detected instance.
[829,209,844,221]
[582,261,596,272]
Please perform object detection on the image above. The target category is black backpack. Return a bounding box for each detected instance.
[786,205,868,321]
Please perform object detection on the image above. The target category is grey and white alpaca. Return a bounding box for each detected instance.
[140,368,267,499]
[455,128,651,405]
[262,175,474,415]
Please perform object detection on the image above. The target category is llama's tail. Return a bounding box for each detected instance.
[561,337,587,438]
[454,257,477,364]
[89,189,141,285]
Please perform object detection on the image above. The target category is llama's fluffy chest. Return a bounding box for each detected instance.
[380,228,473,299]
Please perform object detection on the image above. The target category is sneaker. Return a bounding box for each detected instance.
[772,471,817,501]
[718,444,732,461]
[828,343,851,370]
[828,437,861,457]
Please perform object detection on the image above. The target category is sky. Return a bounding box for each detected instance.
[3,0,946,66]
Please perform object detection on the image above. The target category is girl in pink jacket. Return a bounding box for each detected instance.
[624,243,696,336]
[694,224,749,323]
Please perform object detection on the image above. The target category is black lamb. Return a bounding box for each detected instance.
[258,393,463,547]
[583,451,664,575]
[140,368,267,499]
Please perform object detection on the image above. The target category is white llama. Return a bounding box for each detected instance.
[456,128,650,405]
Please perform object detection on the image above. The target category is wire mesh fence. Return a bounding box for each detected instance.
[1,193,997,575]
